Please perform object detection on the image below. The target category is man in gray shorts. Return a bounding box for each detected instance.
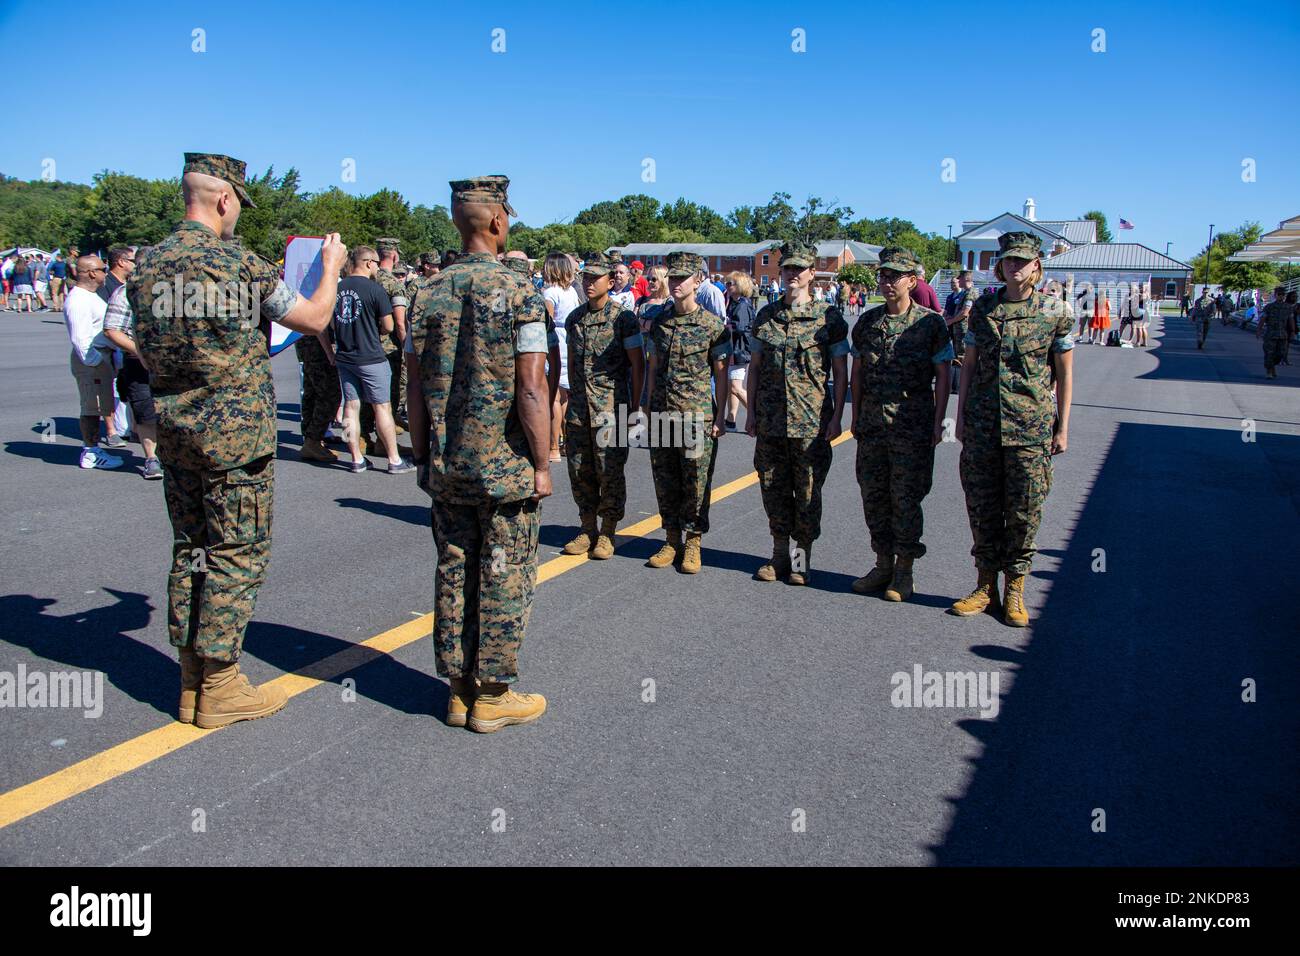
[326,245,414,474]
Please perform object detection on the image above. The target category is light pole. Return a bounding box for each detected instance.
[1204,224,1215,293]
[948,224,954,267]
[1165,241,1172,256]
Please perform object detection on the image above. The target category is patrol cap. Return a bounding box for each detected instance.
[183,152,256,208]
[582,251,617,276]
[877,246,921,274]
[665,251,706,277]
[449,175,517,217]
[998,231,1042,260]
[393,263,409,277]
[418,251,440,266]
[375,237,401,255]
[778,240,817,269]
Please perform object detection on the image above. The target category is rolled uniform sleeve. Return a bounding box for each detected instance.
[244,252,299,323]
[1051,310,1075,352]
[617,309,643,350]
[930,313,953,363]
[709,323,732,363]
[514,289,549,354]
[827,309,850,358]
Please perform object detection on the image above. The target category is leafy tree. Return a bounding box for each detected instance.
[797,196,853,243]
[838,263,876,288]
[748,192,798,243]
[1082,210,1113,243]
[1189,223,1276,291]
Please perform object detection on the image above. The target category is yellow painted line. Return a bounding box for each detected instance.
[0,431,851,830]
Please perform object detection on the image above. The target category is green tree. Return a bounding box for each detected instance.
[1189,223,1276,291]
[797,196,853,243]
[0,176,92,250]
[1082,210,1113,243]
[838,263,876,288]
[83,172,182,251]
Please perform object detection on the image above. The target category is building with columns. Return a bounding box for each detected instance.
[956,199,1097,271]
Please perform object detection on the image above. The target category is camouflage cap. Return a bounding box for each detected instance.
[778,240,817,269]
[375,237,401,255]
[877,246,921,274]
[182,152,256,208]
[998,231,1042,260]
[504,256,531,276]
[393,263,409,277]
[665,251,706,277]
[418,251,440,266]
[582,251,617,276]
[449,175,517,217]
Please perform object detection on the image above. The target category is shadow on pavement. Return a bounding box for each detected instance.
[335,497,429,527]
[932,422,1300,865]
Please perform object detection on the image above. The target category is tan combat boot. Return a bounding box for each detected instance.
[680,533,703,574]
[950,569,1000,616]
[299,437,337,462]
[468,683,547,734]
[562,516,597,555]
[590,519,617,560]
[883,556,914,602]
[755,536,791,582]
[851,554,895,595]
[787,542,812,586]
[194,660,288,729]
[1003,574,1029,627]
[446,676,477,728]
[178,646,203,724]
[647,530,682,568]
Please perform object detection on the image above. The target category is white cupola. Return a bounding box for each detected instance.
[1023,198,1037,222]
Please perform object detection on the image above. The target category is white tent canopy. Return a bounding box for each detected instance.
[1226,214,1300,262]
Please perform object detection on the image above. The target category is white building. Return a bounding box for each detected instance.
[955,199,1097,272]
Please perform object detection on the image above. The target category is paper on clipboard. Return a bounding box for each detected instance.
[269,235,326,355]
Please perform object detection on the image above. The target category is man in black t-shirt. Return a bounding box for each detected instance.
[326,245,414,475]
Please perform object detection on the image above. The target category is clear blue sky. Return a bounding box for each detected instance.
[1,0,1296,261]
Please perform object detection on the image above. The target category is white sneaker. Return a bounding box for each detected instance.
[80,448,123,470]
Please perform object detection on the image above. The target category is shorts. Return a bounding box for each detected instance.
[14,283,34,296]
[728,365,748,382]
[35,281,48,294]
[116,356,158,424]
[337,359,392,405]
[71,352,117,417]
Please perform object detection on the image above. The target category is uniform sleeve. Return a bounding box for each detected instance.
[618,309,643,350]
[848,315,864,358]
[1051,307,1075,353]
[514,288,549,354]
[103,285,133,336]
[827,310,851,358]
[546,314,559,350]
[244,252,299,323]
[380,273,408,310]
[931,316,953,363]
[709,320,732,363]
[372,282,394,318]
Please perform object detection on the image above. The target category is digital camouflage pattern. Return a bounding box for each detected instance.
[876,246,921,274]
[449,175,516,216]
[431,497,539,684]
[182,152,255,207]
[665,251,706,277]
[960,442,1052,575]
[128,203,296,663]
[161,457,273,660]
[407,250,547,503]
[565,298,643,522]
[777,240,817,269]
[960,289,1069,575]
[852,303,951,440]
[646,304,729,534]
[128,219,298,471]
[751,298,848,438]
[851,302,951,559]
[1261,300,1291,371]
[295,334,341,443]
[755,436,831,543]
[962,290,1073,446]
[997,231,1042,261]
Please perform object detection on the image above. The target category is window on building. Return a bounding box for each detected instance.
[760,275,769,287]
[761,254,769,266]
[1164,281,1176,298]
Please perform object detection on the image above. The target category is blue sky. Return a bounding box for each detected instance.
[1,0,1296,261]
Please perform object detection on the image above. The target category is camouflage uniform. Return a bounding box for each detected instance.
[960,234,1074,576]
[361,238,408,440]
[295,334,340,443]
[127,154,299,663]
[751,265,849,546]
[407,179,546,685]
[852,292,952,560]
[646,252,730,536]
[1259,299,1290,373]
[1191,293,1216,347]
[565,252,644,523]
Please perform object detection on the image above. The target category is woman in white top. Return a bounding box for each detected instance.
[541,252,579,461]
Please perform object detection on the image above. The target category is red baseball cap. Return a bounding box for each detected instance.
[630,260,645,270]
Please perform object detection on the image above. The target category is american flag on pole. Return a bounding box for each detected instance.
[1118,218,1135,230]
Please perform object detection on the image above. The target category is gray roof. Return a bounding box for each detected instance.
[609,241,779,257]
[1041,243,1192,272]
[960,214,1096,246]
[957,212,1066,243]
[815,239,881,263]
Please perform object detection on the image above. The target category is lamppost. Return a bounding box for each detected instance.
[1204,224,1215,293]
[1165,241,1172,256]
[948,224,954,267]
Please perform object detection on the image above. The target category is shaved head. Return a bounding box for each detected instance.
[504,249,528,261]
[452,200,509,255]
[182,171,241,239]
[75,255,105,290]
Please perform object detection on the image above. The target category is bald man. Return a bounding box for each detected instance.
[128,152,348,729]
[63,253,124,469]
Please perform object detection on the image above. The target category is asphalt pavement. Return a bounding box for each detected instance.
[0,307,1296,865]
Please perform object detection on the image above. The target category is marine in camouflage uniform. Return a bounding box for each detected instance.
[295,332,341,461]
[128,152,331,728]
[560,251,645,559]
[406,175,550,733]
[849,247,953,601]
[747,240,849,585]
[645,251,731,573]
[361,237,408,445]
[1258,291,1290,378]
[1191,290,1216,348]
[954,232,1074,626]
